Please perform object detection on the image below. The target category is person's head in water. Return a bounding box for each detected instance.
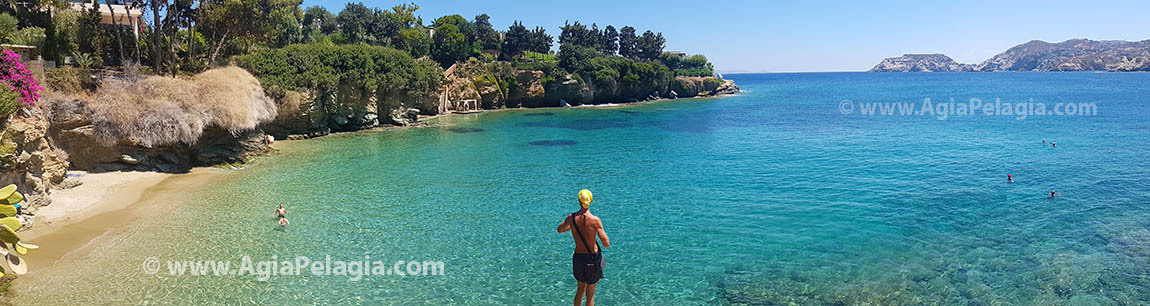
[579,189,593,209]
[1050,190,1056,196]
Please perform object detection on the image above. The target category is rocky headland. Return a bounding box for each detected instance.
[870,39,1150,72]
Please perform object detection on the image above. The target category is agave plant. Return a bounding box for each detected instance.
[71,52,95,70]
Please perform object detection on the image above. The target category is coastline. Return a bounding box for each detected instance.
[12,91,739,278]
[19,169,224,270]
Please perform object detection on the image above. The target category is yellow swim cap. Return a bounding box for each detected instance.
[578,189,593,208]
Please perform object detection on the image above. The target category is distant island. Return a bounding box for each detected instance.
[870,39,1150,72]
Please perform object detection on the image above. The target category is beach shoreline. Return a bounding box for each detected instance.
[19,169,223,271]
[15,92,739,271]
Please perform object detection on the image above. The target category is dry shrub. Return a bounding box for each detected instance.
[192,66,277,133]
[90,66,276,147]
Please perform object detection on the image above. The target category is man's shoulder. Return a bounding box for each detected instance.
[587,213,603,225]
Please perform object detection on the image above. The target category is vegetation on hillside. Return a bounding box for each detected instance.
[89,67,276,146]
[233,44,443,115]
[0,50,42,118]
[4,0,728,123]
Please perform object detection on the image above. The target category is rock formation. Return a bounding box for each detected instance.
[869,54,975,72]
[43,97,269,173]
[871,39,1150,72]
[0,110,68,207]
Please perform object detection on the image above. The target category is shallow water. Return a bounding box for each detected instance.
[14,72,1150,304]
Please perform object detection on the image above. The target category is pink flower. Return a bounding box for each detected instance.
[0,50,43,107]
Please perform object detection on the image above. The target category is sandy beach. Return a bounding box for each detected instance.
[19,169,222,268]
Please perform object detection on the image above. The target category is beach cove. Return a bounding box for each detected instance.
[8,72,1150,304]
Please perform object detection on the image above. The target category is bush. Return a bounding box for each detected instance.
[703,77,723,92]
[44,67,89,93]
[0,49,43,107]
[667,54,715,77]
[234,44,444,114]
[0,85,20,118]
[582,56,673,102]
[90,66,276,146]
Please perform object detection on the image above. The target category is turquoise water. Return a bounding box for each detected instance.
[15,72,1150,304]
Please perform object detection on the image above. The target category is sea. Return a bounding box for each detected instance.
[13,72,1150,304]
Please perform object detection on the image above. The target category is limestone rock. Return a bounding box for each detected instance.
[869,54,975,72]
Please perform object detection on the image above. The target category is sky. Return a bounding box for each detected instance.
[299,0,1150,73]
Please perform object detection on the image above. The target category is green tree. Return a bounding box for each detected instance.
[336,3,374,44]
[199,0,293,63]
[636,30,664,60]
[370,8,402,46]
[557,43,597,73]
[302,6,337,40]
[473,13,500,50]
[500,21,528,58]
[267,5,303,48]
[396,27,430,58]
[76,3,106,66]
[527,26,552,53]
[432,15,475,45]
[599,25,617,55]
[431,23,467,67]
[388,2,421,28]
[617,26,636,59]
[558,21,595,49]
[0,13,15,43]
[659,52,682,70]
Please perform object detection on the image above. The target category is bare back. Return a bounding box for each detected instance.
[570,213,602,254]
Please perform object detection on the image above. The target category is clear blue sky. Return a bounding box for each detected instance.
[300,0,1150,73]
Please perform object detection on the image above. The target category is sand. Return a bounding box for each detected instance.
[19,169,222,267]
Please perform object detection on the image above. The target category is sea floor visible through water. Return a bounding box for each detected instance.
[10,72,1150,304]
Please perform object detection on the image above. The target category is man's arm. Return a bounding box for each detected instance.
[595,218,610,248]
[557,215,572,233]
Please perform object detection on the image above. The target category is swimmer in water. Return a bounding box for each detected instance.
[1049,190,1061,198]
[275,203,289,226]
[1052,142,1057,148]
[1007,174,1014,183]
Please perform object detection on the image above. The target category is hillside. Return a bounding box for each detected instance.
[870,39,1150,72]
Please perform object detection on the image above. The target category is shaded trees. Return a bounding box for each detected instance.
[617,26,636,59]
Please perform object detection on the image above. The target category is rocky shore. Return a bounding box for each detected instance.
[0,65,738,218]
[266,60,740,140]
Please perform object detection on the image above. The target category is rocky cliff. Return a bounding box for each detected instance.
[0,110,69,207]
[871,39,1150,72]
[43,97,270,173]
[441,62,739,111]
[868,54,975,72]
[262,84,435,139]
[976,39,1150,72]
[672,76,741,97]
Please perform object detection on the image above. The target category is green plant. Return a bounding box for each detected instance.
[71,52,94,69]
[44,67,89,93]
[0,13,15,44]
[234,44,444,114]
[702,77,723,92]
[0,85,19,118]
[10,27,44,47]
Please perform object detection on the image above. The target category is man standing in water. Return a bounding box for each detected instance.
[557,189,610,306]
[275,203,289,226]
